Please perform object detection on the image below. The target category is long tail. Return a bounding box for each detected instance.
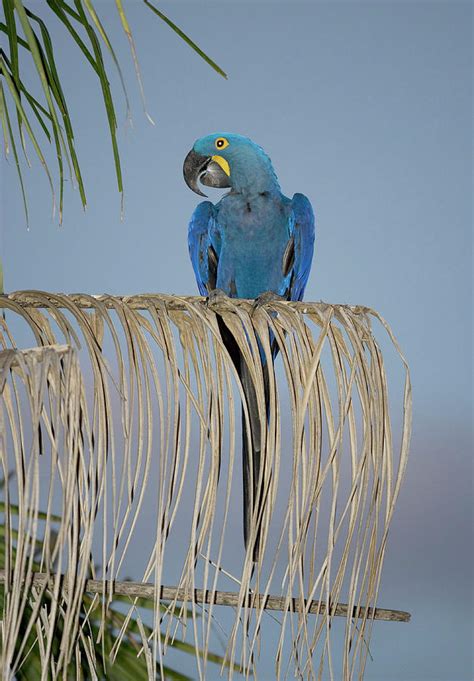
[216,316,270,561]
[240,360,271,561]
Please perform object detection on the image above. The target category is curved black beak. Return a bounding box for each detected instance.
[183,149,231,197]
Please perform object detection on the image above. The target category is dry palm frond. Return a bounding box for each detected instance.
[0,292,411,680]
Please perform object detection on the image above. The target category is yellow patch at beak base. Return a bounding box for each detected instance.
[211,155,231,177]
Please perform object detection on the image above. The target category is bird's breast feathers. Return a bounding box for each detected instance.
[216,193,291,236]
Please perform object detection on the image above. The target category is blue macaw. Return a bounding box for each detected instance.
[183,133,315,558]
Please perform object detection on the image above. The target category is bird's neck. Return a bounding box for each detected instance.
[230,151,281,197]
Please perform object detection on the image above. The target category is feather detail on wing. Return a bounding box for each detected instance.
[188,201,219,296]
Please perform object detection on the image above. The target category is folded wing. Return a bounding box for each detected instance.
[188,201,219,296]
[286,193,315,302]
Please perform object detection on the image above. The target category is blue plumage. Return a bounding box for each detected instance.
[186,133,315,302]
[183,133,315,559]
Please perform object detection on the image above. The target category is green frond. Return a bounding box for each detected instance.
[12,0,63,217]
[143,0,228,79]
[0,75,32,225]
[0,0,227,225]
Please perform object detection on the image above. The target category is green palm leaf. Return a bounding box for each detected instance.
[0,0,227,227]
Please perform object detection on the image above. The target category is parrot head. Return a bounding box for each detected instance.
[183,133,280,196]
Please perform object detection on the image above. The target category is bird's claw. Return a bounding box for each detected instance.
[253,291,285,310]
[205,288,229,310]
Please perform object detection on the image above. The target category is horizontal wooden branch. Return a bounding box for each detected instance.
[0,571,410,622]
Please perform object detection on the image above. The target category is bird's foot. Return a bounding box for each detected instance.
[205,288,229,310]
[253,291,286,310]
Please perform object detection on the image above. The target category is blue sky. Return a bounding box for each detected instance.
[1,1,472,679]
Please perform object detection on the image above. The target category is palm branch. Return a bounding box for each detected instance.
[0,0,226,226]
[0,480,236,680]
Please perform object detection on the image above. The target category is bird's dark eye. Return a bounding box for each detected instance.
[215,137,229,150]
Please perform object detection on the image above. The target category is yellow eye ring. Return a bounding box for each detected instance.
[215,137,229,150]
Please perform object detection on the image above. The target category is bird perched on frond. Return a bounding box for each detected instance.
[183,133,315,560]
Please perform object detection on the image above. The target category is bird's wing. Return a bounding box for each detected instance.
[188,200,220,296]
[284,193,315,301]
